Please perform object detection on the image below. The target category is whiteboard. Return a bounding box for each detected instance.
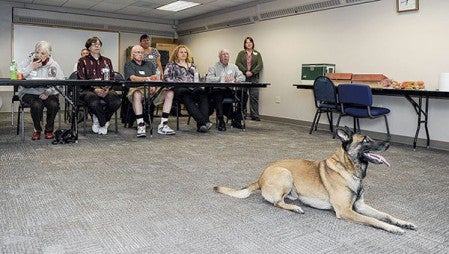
[13,24,119,78]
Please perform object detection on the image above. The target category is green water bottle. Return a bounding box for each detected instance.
[9,59,18,80]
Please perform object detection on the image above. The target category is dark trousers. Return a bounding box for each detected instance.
[21,94,59,132]
[80,90,121,126]
[242,87,259,118]
[174,87,209,127]
[210,88,234,119]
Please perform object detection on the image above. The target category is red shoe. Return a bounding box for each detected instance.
[44,130,55,139]
[31,131,41,140]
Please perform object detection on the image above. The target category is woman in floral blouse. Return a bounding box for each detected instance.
[164,45,212,133]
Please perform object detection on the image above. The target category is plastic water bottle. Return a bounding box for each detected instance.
[155,69,161,81]
[102,65,110,80]
[220,72,226,83]
[10,60,17,80]
[194,70,200,82]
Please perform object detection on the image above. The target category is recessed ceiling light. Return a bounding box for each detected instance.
[157,1,201,12]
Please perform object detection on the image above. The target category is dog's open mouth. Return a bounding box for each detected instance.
[363,152,391,167]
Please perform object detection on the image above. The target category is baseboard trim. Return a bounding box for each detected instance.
[261,115,449,152]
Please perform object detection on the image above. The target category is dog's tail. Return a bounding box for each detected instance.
[213,182,260,198]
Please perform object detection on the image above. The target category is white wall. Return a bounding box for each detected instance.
[0,2,14,112]
[13,24,119,77]
[1,0,448,144]
[0,1,13,79]
[119,32,144,73]
[180,0,449,143]
[0,1,145,112]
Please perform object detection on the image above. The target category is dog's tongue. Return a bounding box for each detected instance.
[366,153,391,167]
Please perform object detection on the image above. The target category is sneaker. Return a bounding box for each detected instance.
[98,121,110,135]
[158,122,175,135]
[197,125,208,133]
[44,130,55,139]
[31,131,41,140]
[205,122,213,130]
[92,114,100,134]
[137,122,146,137]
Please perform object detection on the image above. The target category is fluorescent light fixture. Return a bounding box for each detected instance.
[157,1,200,12]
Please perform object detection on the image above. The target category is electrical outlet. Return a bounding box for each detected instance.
[275,96,281,104]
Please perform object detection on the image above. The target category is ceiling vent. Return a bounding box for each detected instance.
[14,15,106,30]
[13,8,175,38]
[107,25,174,38]
[177,0,379,36]
[177,26,207,36]
[207,17,253,30]
[178,17,253,36]
[259,0,341,20]
[346,0,371,3]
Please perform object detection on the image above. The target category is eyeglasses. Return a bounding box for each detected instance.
[91,43,101,47]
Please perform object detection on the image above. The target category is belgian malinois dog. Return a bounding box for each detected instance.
[214,127,416,234]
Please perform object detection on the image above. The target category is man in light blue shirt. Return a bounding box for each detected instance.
[206,49,245,131]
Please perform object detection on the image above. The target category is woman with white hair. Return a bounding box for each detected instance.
[19,40,64,140]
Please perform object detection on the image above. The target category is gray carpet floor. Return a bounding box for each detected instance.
[1,112,448,253]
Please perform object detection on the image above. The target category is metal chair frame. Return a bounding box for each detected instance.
[310,76,340,134]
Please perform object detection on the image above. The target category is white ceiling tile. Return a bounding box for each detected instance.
[129,1,160,9]
[116,6,148,15]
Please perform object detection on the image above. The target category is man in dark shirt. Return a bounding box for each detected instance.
[77,36,121,135]
[124,45,175,137]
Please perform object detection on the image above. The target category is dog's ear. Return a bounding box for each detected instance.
[335,127,352,142]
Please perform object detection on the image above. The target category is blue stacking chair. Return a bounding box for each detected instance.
[310,76,340,134]
[335,84,390,139]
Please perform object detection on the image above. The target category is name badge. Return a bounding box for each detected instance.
[139,71,145,75]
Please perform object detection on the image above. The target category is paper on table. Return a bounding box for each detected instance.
[438,73,449,91]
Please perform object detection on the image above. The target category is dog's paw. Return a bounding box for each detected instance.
[399,222,417,230]
[386,225,405,234]
[293,206,305,214]
[393,219,417,230]
[275,202,304,214]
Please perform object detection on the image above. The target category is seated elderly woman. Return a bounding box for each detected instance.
[18,40,64,140]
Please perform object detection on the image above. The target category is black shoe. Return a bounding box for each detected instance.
[218,120,226,131]
[231,119,244,129]
[251,117,260,121]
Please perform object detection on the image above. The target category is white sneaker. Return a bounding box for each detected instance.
[98,121,110,135]
[92,114,100,134]
[205,122,213,130]
[158,122,175,135]
[137,122,146,137]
